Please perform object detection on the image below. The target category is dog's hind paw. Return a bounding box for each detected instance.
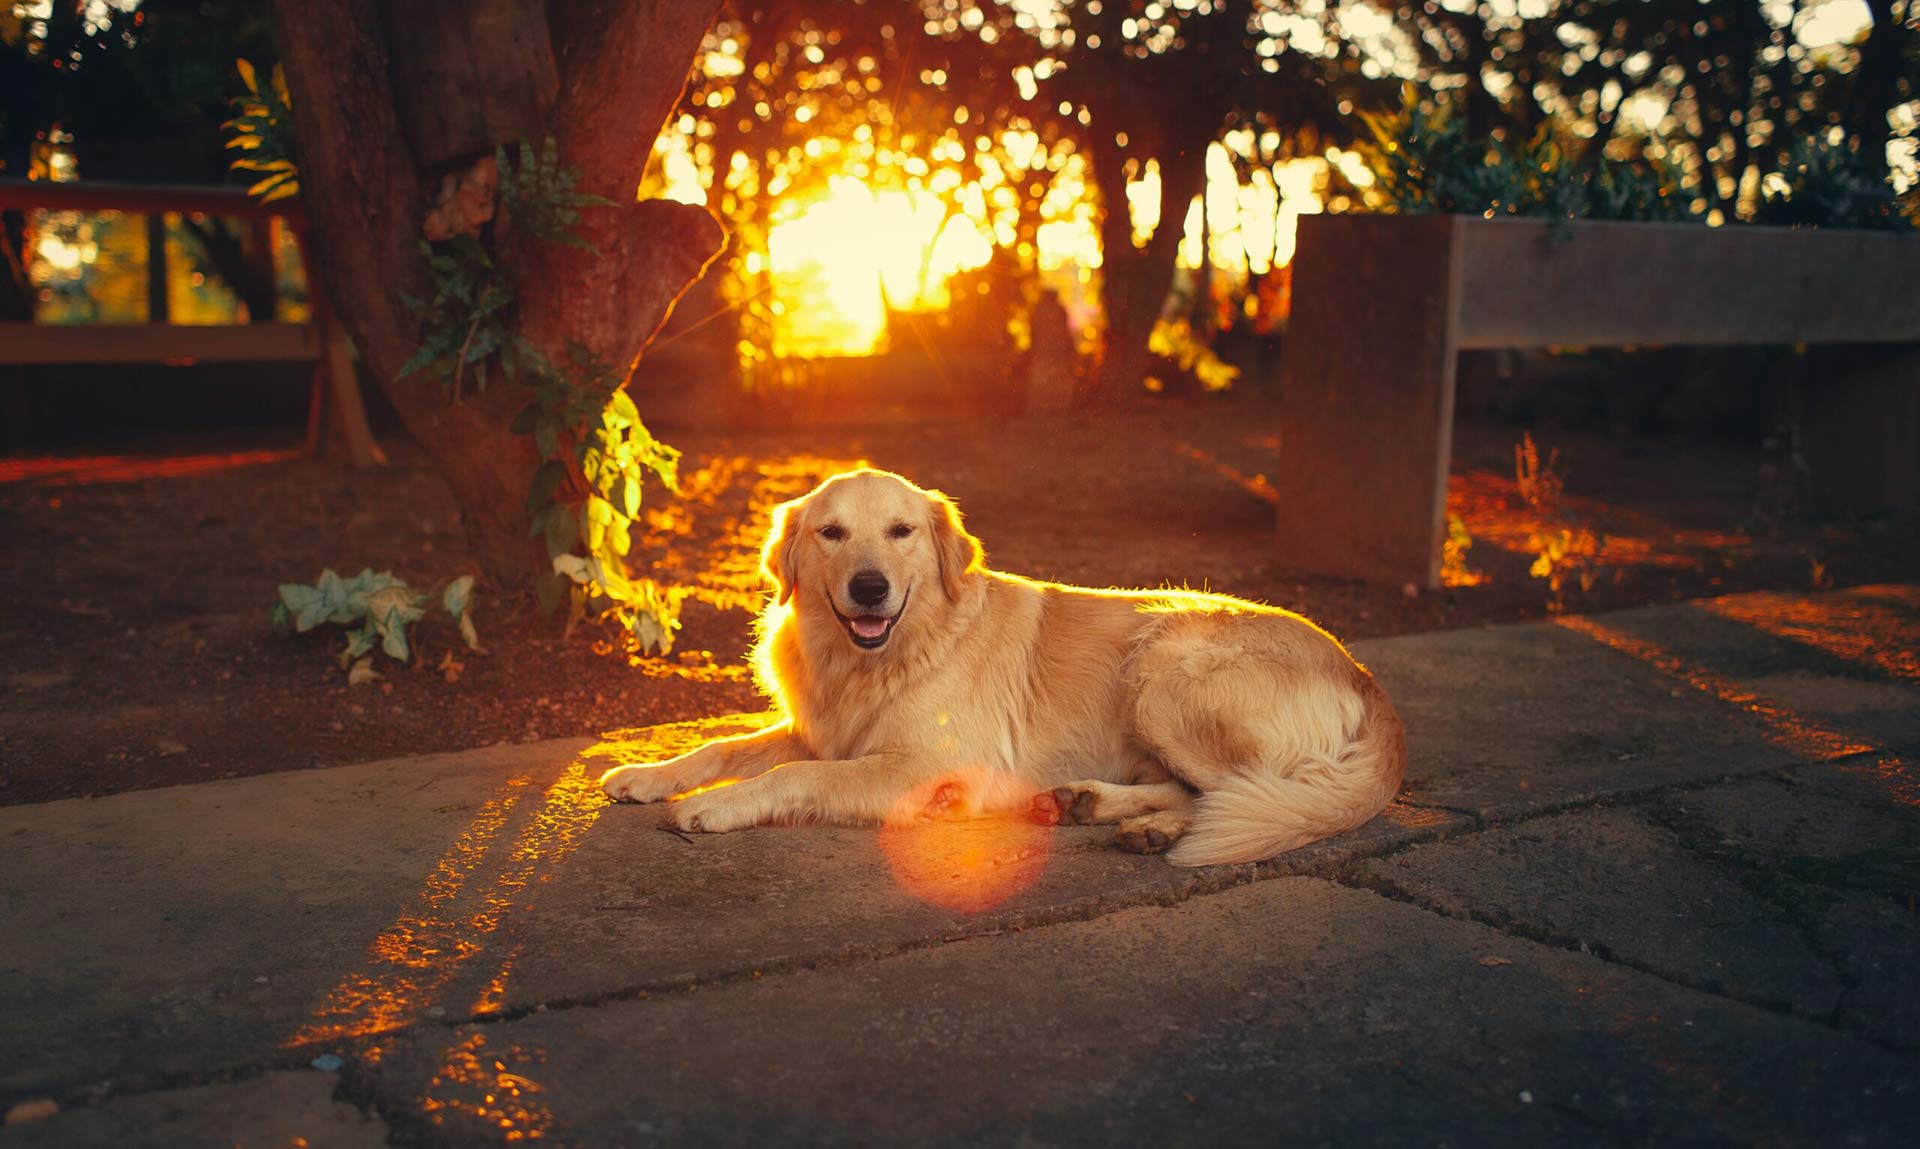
[1113,812,1191,855]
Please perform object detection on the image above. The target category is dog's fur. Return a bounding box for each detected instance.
[600,469,1405,865]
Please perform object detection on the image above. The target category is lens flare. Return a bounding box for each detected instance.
[876,773,1052,914]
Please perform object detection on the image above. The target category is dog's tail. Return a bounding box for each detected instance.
[1166,686,1405,868]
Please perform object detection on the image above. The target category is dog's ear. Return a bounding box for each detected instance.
[760,496,804,606]
[929,489,983,602]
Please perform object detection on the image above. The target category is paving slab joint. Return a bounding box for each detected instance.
[1639,799,1874,1031]
[1331,862,1920,1062]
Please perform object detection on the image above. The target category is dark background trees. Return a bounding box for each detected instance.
[7,0,1914,581]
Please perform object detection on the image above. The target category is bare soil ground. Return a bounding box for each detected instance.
[4,394,1915,805]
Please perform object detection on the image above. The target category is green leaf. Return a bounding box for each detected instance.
[633,611,669,656]
[621,474,640,519]
[365,584,424,631]
[534,572,568,617]
[397,343,442,381]
[553,554,592,584]
[528,502,551,540]
[581,446,607,491]
[511,403,542,435]
[341,623,378,665]
[545,504,578,557]
[319,570,362,625]
[527,459,568,514]
[278,583,326,632]
[442,575,474,620]
[380,607,410,661]
[606,389,639,428]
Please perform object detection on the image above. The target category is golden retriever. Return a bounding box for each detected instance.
[600,468,1404,865]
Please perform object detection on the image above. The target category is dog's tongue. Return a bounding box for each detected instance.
[850,616,889,639]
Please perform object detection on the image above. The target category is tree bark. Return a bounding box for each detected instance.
[507,0,726,374]
[1091,133,1210,400]
[383,0,558,172]
[273,0,725,586]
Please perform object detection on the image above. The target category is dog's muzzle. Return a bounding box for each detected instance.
[828,584,910,650]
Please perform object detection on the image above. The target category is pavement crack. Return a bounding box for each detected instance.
[1331,865,1920,1062]
[413,810,1487,1035]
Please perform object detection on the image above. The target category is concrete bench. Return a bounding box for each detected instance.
[1277,213,1920,587]
[0,179,381,466]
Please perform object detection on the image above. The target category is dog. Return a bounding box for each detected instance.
[600,468,1404,865]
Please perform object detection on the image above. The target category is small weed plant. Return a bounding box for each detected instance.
[1514,432,1608,609]
[273,570,479,683]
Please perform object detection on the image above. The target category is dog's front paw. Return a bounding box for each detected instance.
[669,788,756,834]
[600,763,684,804]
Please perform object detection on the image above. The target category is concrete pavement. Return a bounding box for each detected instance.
[3,585,1917,1145]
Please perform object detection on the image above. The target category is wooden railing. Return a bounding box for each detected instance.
[0,178,381,467]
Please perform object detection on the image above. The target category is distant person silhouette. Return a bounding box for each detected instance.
[1025,290,1074,415]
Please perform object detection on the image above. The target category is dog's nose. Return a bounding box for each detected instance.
[848,570,890,608]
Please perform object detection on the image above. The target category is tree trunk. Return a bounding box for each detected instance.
[1090,134,1209,400]
[1844,0,1912,179]
[272,0,725,586]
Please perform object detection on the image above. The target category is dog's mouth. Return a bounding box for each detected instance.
[828,585,910,650]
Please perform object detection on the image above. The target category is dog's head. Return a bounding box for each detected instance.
[760,469,983,653]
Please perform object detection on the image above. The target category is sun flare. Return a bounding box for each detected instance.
[766,177,993,358]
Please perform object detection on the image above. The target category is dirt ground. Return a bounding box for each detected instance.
[4,394,1916,805]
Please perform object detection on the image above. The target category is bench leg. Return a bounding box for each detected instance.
[1277,214,1463,588]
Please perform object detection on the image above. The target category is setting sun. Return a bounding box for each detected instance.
[765,177,993,357]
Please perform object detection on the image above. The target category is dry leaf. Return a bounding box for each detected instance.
[1477,955,1512,967]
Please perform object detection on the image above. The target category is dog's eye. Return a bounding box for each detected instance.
[887,523,914,540]
[818,524,846,541]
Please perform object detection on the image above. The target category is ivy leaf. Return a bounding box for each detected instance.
[340,623,378,666]
[397,342,442,381]
[552,554,593,584]
[636,432,682,494]
[605,389,638,429]
[527,459,568,513]
[380,606,411,662]
[442,575,474,620]
[545,504,578,558]
[279,583,328,633]
[317,569,358,624]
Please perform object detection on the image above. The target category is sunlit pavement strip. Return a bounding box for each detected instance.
[2,585,1916,1145]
